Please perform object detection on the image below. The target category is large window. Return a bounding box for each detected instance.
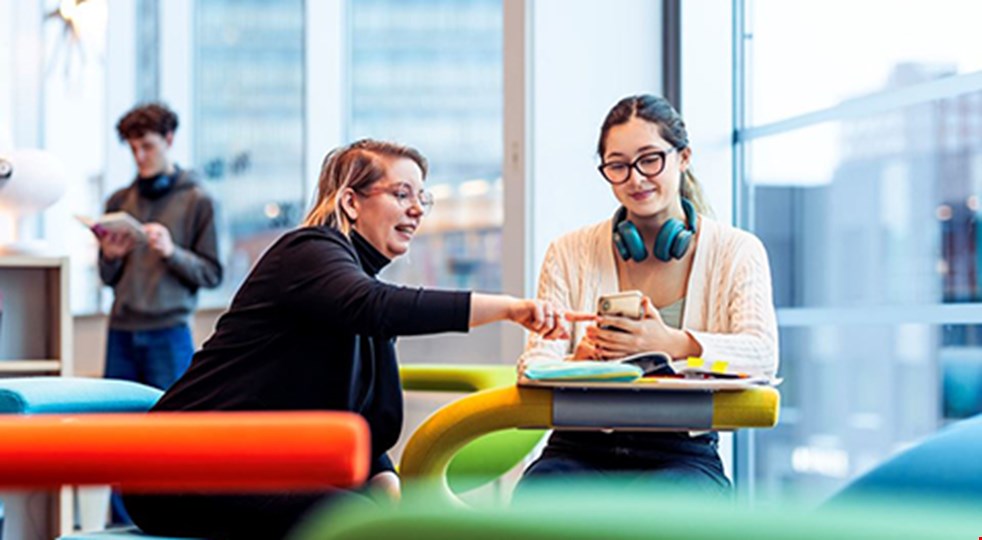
[348,0,504,293]
[35,0,307,314]
[737,0,982,502]
[193,0,306,308]
[348,0,505,364]
[55,0,503,322]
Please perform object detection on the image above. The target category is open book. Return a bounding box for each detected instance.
[75,212,146,241]
[614,351,675,376]
[616,352,777,384]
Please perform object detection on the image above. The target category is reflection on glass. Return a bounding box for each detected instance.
[135,0,159,102]
[746,52,982,501]
[748,0,982,125]
[757,323,947,503]
[348,0,503,294]
[193,0,305,309]
[751,65,982,309]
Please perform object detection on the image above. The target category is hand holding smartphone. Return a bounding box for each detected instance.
[597,290,644,320]
[596,290,644,335]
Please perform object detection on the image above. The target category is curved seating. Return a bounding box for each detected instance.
[1,370,543,538]
[829,412,982,504]
[400,364,517,392]
[2,370,540,538]
[1,373,781,538]
[399,364,546,493]
[0,412,370,492]
[0,377,166,539]
[399,384,780,503]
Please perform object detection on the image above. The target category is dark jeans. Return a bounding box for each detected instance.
[515,431,731,499]
[104,325,194,390]
[122,491,360,540]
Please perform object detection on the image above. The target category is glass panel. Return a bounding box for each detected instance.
[747,0,982,125]
[193,0,305,308]
[741,0,982,510]
[756,323,982,503]
[749,93,982,309]
[348,0,504,293]
[135,0,159,102]
[347,0,504,364]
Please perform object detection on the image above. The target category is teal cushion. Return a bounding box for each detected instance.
[523,361,642,382]
[0,377,162,414]
[58,526,197,539]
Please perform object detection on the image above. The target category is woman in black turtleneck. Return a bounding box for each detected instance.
[122,139,576,540]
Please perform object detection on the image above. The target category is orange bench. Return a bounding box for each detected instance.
[0,411,370,493]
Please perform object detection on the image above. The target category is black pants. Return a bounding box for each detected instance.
[122,491,353,540]
[515,431,731,499]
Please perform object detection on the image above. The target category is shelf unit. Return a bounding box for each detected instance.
[0,253,72,377]
[0,253,74,539]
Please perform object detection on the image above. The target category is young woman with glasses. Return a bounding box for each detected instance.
[124,139,580,540]
[516,95,779,495]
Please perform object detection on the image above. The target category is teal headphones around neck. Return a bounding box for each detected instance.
[612,197,698,262]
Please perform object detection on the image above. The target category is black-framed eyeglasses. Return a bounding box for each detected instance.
[598,148,678,185]
[358,183,435,215]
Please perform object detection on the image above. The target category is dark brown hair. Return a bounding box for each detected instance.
[303,139,428,233]
[116,103,179,141]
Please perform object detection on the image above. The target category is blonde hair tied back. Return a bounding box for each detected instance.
[302,139,428,233]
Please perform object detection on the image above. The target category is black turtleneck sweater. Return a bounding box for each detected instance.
[152,226,472,476]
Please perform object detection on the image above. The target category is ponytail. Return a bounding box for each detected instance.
[680,168,713,217]
[302,139,428,233]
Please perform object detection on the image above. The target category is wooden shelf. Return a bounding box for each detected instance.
[0,254,72,376]
[0,252,74,535]
[0,360,63,373]
[0,253,67,268]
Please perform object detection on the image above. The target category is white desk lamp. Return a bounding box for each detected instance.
[0,149,69,253]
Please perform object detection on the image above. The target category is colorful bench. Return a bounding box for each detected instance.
[0,377,369,540]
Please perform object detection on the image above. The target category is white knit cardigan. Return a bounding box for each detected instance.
[521,215,780,378]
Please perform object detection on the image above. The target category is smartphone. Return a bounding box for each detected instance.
[597,290,644,320]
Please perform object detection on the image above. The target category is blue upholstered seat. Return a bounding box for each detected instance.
[0,377,162,414]
[0,377,164,540]
[830,413,982,503]
[58,526,194,539]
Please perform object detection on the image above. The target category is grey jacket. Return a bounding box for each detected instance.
[98,169,222,330]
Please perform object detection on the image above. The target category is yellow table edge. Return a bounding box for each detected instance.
[399,384,780,504]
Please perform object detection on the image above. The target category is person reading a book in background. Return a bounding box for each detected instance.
[121,139,578,540]
[98,102,222,391]
[516,94,779,496]
[97,103,221,526]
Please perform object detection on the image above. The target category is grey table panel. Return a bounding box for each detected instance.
[552,387,714,429]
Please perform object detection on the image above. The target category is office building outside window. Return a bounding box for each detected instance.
[192,0,306,308]
[348,0,504,293]
[737,0,982,501]
[348,0,504,364]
